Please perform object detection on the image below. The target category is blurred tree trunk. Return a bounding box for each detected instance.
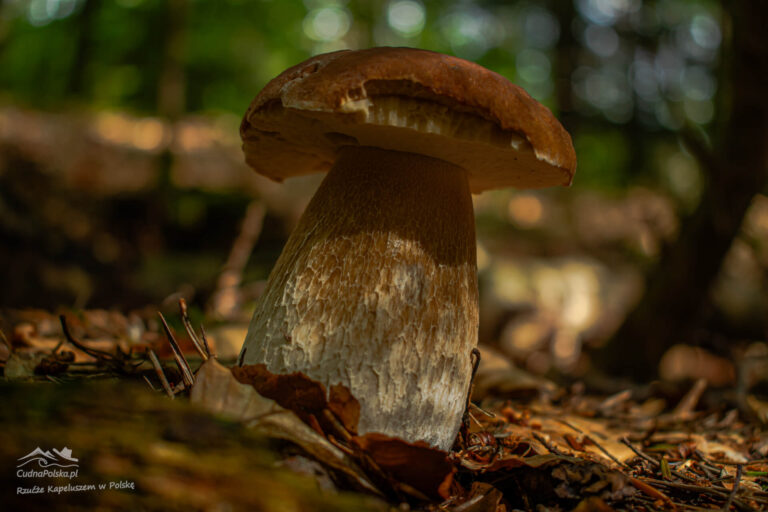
[144,0,188,253]
[66,0,98,96]
[553,0,578,131]
[598,0,768,379]
[0,0,12,52]
[157,0,187,121]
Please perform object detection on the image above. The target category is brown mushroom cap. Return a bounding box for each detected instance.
[241,47,576,194]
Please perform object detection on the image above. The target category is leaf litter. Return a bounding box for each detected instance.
[1,305,767,511]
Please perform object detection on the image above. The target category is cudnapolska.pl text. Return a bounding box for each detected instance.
[17,468,78,479]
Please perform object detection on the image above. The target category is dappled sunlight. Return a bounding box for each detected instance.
[95,113,167,153]
[485,256,634,374]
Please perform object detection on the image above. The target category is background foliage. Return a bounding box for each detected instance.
[0,0,765,379]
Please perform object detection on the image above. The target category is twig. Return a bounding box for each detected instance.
[60,315,116,360]
[560,421,630,469]
[721,465,742,512]
[532,432,566,456]
[458,348,482,449]
[464,348,481,416]
[622,437,698,482]
[178,298,207,360]
[470,402,495,418]
[643,478,758,511]
[598,389,632,413]
[0,328,10,350]
[60,315,141,375]
[622,436,660,467]
[157,312,195,387]
[199,324,212,358]
[142,375,158,392]
[628,476,675,507]
[591,436,630,469]
[557,419,583,434]
[147,349,174,399]
[672,378,708,420]
[210,200,265,318]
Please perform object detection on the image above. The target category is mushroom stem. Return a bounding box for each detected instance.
[240,145,478,449]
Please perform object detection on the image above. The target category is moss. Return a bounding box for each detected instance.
[0,380,387,511]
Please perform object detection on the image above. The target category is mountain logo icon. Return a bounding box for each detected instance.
[17,447,79,469]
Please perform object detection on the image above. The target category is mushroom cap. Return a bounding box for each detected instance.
[241,47,576,193]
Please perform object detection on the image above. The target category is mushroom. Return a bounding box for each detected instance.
[238,48,575,450]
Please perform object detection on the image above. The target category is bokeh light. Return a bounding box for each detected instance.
[27,0,80,26]
[690,13,721,50]
[439,6,503,60]
[516,49,551,84]
[523,6,560,49]
[303,5,352,42]
[576,0,641,26]
[584,24,619,57]
[386,0,425,38]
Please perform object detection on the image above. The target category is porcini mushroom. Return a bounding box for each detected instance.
[238,48,575,449]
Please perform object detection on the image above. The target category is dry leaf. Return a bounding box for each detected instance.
[352,432,455,500]
[232,363,360,434]
[192,359,378,494]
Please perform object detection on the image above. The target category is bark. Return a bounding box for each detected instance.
[598,0,768,379]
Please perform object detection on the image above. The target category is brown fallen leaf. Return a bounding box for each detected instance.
[232,363,360,434]
[352,432,455,500]
[191,359,379,495]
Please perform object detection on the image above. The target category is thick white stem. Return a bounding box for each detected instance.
[239,146,478,449]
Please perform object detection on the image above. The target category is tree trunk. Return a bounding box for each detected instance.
[598,0,768,379]
[66,0,98,97]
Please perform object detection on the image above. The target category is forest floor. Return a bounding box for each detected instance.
[1,306,767,512]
